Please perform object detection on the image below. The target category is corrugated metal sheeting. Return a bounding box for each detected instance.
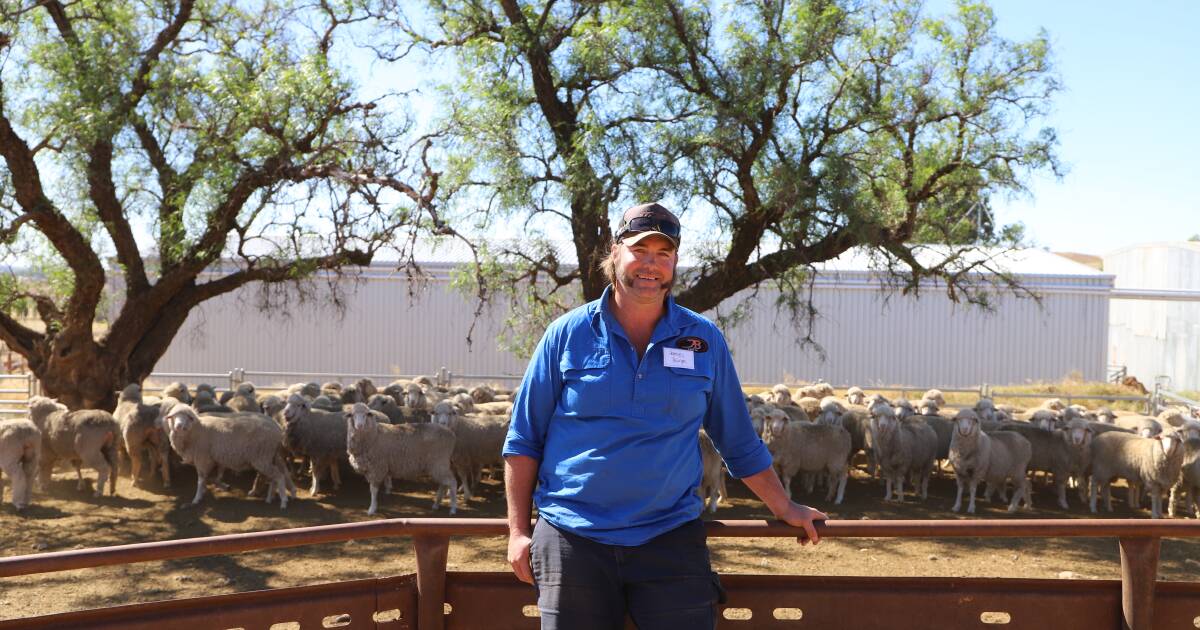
[152,248,1113,388]
[1106,242,1200,390]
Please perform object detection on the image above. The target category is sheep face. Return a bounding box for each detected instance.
[918,400,939,416]
[1032,410,1059,431]
[894,402,915,421]
[405,386,427,409]
[1181,421,1200,442]
[345,403,378,448]
[1064,418,1092,448]
[164,406,200,441]
[120,383,142,401]
[954,410,981,438]
[761,409,788,440]
[847,390,865,406]
[283,395,310,425]
[432,401,457,426]
[27,396,65,424]
[235,382,256,396]
[196,383,216,396]
[749,406,766,435]
[872,408,898,437]
[1157,432,1183,460]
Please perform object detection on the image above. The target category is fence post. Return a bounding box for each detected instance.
[414,534,450,630]
[438,366,449,388]
[1118,536,1160,630]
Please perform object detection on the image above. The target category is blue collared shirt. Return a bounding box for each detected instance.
[503,286,773,545]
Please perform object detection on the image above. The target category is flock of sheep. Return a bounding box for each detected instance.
[2,376,1200,522]
[746,384,1200,519]
[0,377,512,516]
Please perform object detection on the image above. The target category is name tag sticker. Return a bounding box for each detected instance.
[663,348,695,369]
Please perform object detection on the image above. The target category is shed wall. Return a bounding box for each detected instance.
[153,265,1111,388]
[1106,243,1200,390]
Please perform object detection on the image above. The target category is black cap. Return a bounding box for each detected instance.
[614,202,681,247]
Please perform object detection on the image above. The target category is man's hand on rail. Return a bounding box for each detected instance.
[508,530,535,585]
[777,503,827,545]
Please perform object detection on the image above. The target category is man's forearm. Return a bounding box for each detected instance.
[504,455,539,535]
[739,466,793,518]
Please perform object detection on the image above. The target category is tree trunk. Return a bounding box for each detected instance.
[32,336,123,411]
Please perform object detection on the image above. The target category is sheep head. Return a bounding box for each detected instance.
[894,399,915,420]
[923,389,946,407]
[872,405,898,435]
[405,385,427,409]
[1096,407,1116,424]
[432,400,457,426]
[346,402,378,441]
[953,409,981,438]
[1041,398,1065,412]
[119,383,143,403]
[235,382,256,396]
[196,383,216,396]
[470,385,495,403]
[762,408,788,440]
[283,394,310,425]
[846,386,865,406]
[27,396,66,426]
[163,404,200,441]
[163,382,192,404]
[1031,409,1059,431]
[1063,417,1093,448]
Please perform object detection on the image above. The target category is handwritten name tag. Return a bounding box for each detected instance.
[663,347,695,369]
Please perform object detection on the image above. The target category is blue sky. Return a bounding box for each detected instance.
[366,1,1200,257]
[962,0,1200,253]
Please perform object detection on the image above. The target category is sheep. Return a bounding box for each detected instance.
[431,400,508,500]
[404,383,430,411]
[870,407,937,502]
[382,381,411,406]
[367,394,406,424]
[450,392,476,414]
[1113,415,1162,438]
[972,398,998,423]
[796,381,835,400]
[698,430,726,513]
[1158,407,1190,429]
[354,378,378,399]
[767,384,793,407]
[27,396,119,497]
[311,394,342,412]
[795,396,822,420]
[473,400,514,417]
[1168,437,1200,518]
[845,386,866,406]
[194,390,233,413]
[226,383,261,413]
[163,405,296,508]
[918,398,941,417]
[162,382,192,404]
[922,389,946,408]
[195,383,217,397]
[1029,409,1060,431]
[1096,407,1117,424]
[321,382,344,399]
[470,385,496,404]
[282,394,348,497]
[285,382,321,400]
[0,418,40,510]
[1089,430,1185,518]
[949,409,1032,514]
[760,408,851,504]
[345,402,458,516]
[114,384,169,487]
[893,399,916,420]
[259,395,286,424]
[998,419,1092,509]
[340,383,365,405]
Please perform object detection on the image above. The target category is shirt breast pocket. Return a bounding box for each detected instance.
[668,364,713,419]
[559,350,612,418]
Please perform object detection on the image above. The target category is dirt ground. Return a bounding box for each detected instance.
[3,462,1200,622]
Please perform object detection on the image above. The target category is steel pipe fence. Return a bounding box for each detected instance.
[2,518,1200,630]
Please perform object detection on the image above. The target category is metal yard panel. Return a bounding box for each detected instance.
[1106,242,1200,390]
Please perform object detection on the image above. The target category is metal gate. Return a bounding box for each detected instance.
[2,518,1199,629]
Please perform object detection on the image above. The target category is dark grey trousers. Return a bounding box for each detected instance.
[530,518,725,629]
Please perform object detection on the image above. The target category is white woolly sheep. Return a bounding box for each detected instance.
[949,409,1032,514]
[761,408,851,504]
[474,400,514,417]
[310,394,342,413]
[922,389,946,408]
[845,386,866,406]
[470,385,497,404]
[1096,407,1117,424]
[431,400,508,500]
[346,402,458,515]
[870,407,937,502]
[795,396,822,420]
[768,384,793,407]
[998,419,1092,509]
[282,394,348,497]
[226,383,260,413]
[194,390,233,413]
[162,382,192,404]
[893,399,916,420]
[1089,430,1185,518]
[0,418,41,510]
[1113,415,1162,438]
[27,396,119,497]
[354,378,378,399]
[698,429,727,513]
[165,405,296,507]
[114,384,169,488]
[1168,437,1200,518]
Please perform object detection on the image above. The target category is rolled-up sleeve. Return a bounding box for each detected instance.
[502,325,563,461]
[702,333,773,478]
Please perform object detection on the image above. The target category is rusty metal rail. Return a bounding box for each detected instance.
[3,518,1200,629]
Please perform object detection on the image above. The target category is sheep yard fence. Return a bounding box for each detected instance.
[0,372,35,417]
[1,518,1199,630]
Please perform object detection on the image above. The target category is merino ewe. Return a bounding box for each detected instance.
[949,410,1032,514]
[894,399,916,420]
[162,382,192,404]
[431,401,508,500]
[114,384,170,487]
[1089,430,1185,518]
[470,385,496,404]
[345,402,458,515]
[310,395,342,413]
[367,394,406,424]
[795,397,822,420]
[281,394,349,496]
[404,384,430,411]
[698,430,727,513]
[1096,407,1118,424]
[340,384,365,405]
[27,397,119,497]
[226,383,261,413]
[922,389,946,408]
[761,408,852,504]
[163,405,296,508]
[0,418,41,510]
[474,400,514,417]
[870,407,937,502]
[1113,415,1162,438]
[321,382,344,399]
[846,386,866,406]
[998,420,1091,509]
[354,378,378,399]
[194,390,233,414]
[1168,437,1200,518]
[768,384,793,407]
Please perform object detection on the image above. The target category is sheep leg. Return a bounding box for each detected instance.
[1089,479,1099,514]
[308,460,321,497]
[330,462,342,491]
[446,473,458,515]
[1006,478,1023,513]
[367,481,380,516]
[882,476,892,502]
[1104,482,1113,512]
[129,443,144,487]
[192,468,208,505]
[967,479,980,514]
[895,476,905,503]
[1169,485,1181,518]
[1150,486,1162,519]
[73,461,85,491]
[833,468,848,505]
[38,457,55,493]
[79,450,112,499]
[1055,476,1069,510]
[952,477,965,513]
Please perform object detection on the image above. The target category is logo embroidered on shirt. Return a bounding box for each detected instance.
[676,336,708,353]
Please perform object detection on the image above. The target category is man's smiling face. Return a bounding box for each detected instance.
[613,234,677,302]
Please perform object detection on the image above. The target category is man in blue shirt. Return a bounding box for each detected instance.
[503,202,826,629]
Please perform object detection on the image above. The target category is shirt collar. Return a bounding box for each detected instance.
[593,285,685,343]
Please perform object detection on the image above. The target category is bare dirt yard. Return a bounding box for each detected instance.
[3,462,1200,621]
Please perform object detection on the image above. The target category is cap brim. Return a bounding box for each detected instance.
[620,231,678,247]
